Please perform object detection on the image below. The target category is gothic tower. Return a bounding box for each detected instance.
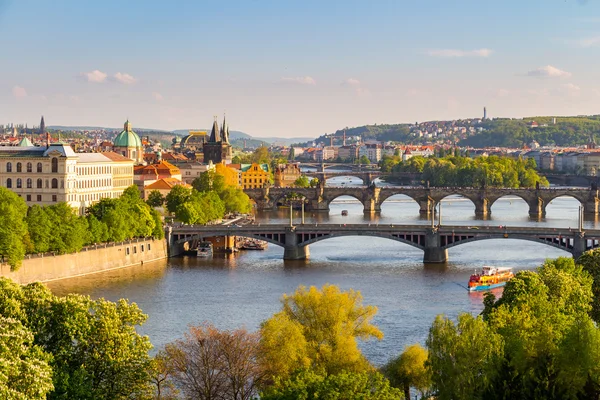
[39,116,46,135]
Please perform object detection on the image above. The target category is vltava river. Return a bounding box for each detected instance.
[48,179,591,365]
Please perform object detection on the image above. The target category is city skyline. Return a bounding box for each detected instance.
[2,0,600,137]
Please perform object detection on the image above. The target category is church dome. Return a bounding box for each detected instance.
[113,120,142,148]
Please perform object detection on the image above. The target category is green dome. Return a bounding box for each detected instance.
[113,120,142,148]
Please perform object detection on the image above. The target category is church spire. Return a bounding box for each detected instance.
[209,116,219,143]
[221,114,229,144]
[39,115,45,135]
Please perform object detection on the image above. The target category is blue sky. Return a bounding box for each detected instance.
[1,0,600,137]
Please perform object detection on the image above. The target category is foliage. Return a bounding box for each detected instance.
[193,170,226,194]
[359,155,370,165]
[0,316,54,399]
[0,278,153,399]
[260,369,404,400]
[163,323,263,400]
[146,190,165,207]
[392,155,548,188]
[309,177,320,188]
[164,185,192,214]
[221,187,253,213]
[149,351,179,400]
[576,248,600,323]
[215,163,240,187]
[0,187,28,269]
[382,343,431,399]
[293,175,310,188]
[259,284,383,380]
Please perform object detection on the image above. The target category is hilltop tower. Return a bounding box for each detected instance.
[483,107,487,120]
[203,115,232,164]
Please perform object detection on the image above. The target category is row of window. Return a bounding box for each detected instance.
[125,243,151,255]
[5,159,58,173]
[21,194,58,202]
[6,178,62,189]
[243,178,265,183]
[76,165,112,175]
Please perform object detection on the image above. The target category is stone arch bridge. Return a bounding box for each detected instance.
[167,224,600,263]
[244,186,600,217]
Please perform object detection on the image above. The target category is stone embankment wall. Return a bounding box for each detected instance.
[0,238,168,285]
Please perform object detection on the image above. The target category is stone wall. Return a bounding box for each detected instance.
[0,238,168,285]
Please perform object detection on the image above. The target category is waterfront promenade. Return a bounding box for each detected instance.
[168,223,599,263]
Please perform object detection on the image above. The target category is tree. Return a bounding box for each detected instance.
[293,175,310,188]
[0,187,28,269]
[576,249,600,323]
[150,351,179,400]
[221,187,253,213]
[26,205,53,253]
[165,185,192,214]
[252,146,270,164]
[0,316,54,399]
[147,190,165,207]
[87,214,109,243]
[359,155,370,165]
[309,178,319,188]
[193,170,226,194]
[383,343,431,399]
[215,163,240,188]
[164,323,264,400]
[260,370,404,400]
[259,284,383,379]
[45,202,89,254]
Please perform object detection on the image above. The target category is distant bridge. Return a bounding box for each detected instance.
[300,162,379,172]
[245,186,600,217]
[303,171,383,186]
[167,224,600,263]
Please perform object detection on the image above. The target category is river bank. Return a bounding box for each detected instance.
[0,238,167,284]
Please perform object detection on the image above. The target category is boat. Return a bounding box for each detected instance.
[341,210,348,216]
[468,266,514,292]
[239,239,268,250]
[196,242,213,257]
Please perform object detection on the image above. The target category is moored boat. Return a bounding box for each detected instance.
[468,266,513,292]
[196,241,213,258]
[341,210,348,216]
[239,239,268,250]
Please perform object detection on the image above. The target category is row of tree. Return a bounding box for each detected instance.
[0,186,164,270]
[390,155,549,188]
[164,170,253,224]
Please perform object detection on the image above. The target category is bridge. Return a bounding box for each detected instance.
[167,224,600,263]
[245,186,600,217]
[300,162,379,172]
[303,171,383,186]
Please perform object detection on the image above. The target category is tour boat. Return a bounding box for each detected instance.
[468,266,514,292]
[239,239,268,250]
[196,242,213,258]
[341,210,348,216]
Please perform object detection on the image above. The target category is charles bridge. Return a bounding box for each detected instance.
[244,186,600,217]
[167,224,600,263]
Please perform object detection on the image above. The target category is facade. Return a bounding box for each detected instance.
[0,143,134,213]
[337,145,359,162]
[359,144,382,163]
[176,161,215,184]
[239,163,270,189]
[113,120,144,164]
[133,160,183,190]
[274,163,302,187]
[203,116,232,164]
[143,178,192,200]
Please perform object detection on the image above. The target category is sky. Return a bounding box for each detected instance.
[1,0,600,138]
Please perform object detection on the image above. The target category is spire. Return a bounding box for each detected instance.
[124,119,132,132]
[209,116,219,142]
[39,116,45,135]
[221,114,229,143]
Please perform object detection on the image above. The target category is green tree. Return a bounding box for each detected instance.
[26,205,53,253]
[0,316,54,399]
[0,187,28,269]
[576,249,600,323]
[147,190,165,207]
[359,155,370,165]
[46,203,89,254]
[293,175,310,188]
[383,343,431,399]
[87,214,109,243]
[165,185,192,214]
[309,178,319,188]
[261,370,403,400]
[259,284,383,379]
[193,170,226,194]
[221,187,253,213]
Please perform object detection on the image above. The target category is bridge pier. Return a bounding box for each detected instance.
[474,199,491,217]
[283,227,310,260]
[418,198,433,215]
[423,228,448,263]
[528,198,545,218]
[573,233,587,260]
[584,199,599,216]
[363,198,381,213]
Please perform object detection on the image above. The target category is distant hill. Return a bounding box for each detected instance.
[49,125,171,133]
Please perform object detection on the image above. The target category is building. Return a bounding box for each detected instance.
[113,120,144,164]
[238,163,270,189]
[176,161,215,184]
[337,145,359,162]
[143,178,192,200]
[359,144,382,163]
[0,142,134,213]
[203,116,232,164]
[274,163,302,187]
[133,160,182,190]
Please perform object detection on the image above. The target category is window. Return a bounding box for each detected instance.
[133,246,137,254]
[6,178,11,188]
[51,158,58,173]
[37,179,42,189]
[37,162,42,173]
[141,244,145,252]
[126,247,130,255]
[52,195,57,202]
[45,179,49,188]
[26,178,32,189]
[6,162,12,172]
[61,180,64,189]
[26,195,31,201]
[26,162,32,173]
[37,195,42,202]
[51,178,58,189]
[16,162,22,173]
[148,243,151,250]
[16,178,22,188]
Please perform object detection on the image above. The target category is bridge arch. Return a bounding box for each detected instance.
[379,194,421,216]
[297,232,425,249]
[442,235,574,254]
[174,232,286,248]
[323,174,365,185]
[488,194,530,217]
[324,193,367,212]
[434,193,479,217]
[544,195,585,220]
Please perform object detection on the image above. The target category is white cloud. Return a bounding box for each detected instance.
[425,48,493,57]
[280,76,316,85]
[81,69,108,83]
[113,72,137,85]
[152,92,163,101]
[525,65,572,78]
[12,85,27,98]
[560,83,581,96]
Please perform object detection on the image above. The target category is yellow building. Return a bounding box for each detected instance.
[239,163,270,189]
[274,163,302,187]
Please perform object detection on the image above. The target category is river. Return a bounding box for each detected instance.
[48,177,592,366]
